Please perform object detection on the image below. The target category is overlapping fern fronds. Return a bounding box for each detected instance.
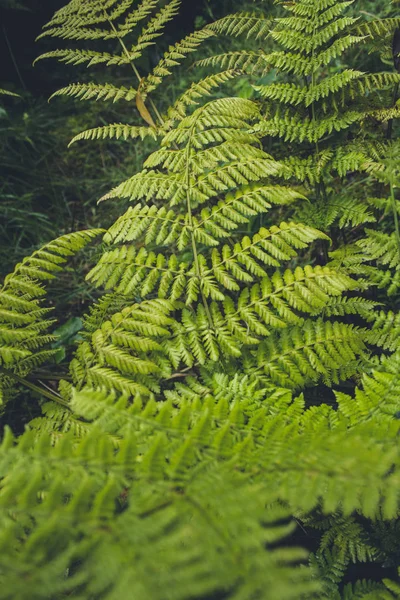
[3,370,400,598]
[35,0,216,143]
[74,97,368,384]
[2,1,400,598]
[203,0,399,236]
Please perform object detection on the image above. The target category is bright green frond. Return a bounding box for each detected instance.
[34,48,128,67]
[255,70,364,107]
[68,123,157,145]
[143,28,215,95]
[208,11,272,40]
[256,110,363,144]
[50,82,137,103]
[256,319,367,388]
[0,230,103,403]
[0,88,20,97]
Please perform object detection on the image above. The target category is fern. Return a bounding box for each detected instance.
[2,1,400,597]
[0,229,103,407]
[35,0,215,143]
[205,0,400,237]
[0,88,20,98]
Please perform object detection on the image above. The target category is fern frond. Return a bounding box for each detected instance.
[287,0,345,17]
[0,230,103,402]
[68,123,157,145]
[357,229,400,269]
[50,82,137,103]
[210,222,328,280]
[255,70,364,107]
[256,110,363,143]
[270,17,358,54]
[0,418,323,599]
[311,296,379,321]
[208,11,272,40]
[34,48,128,67]
[131,0,180,51]
[336,350,400,427]
[87,227,335,306]
[69,299,174,399]
[167,70,241,120]
[295,194,376,230]
[256,319,367,388]
[0,88,20,98]
[37,0,158,41]
[258,36,365,77]
[196,50,269,74]
[354,18,400,41]
[143,28,215,96]
[280,2,354,29]
[367,311,400,352]
[349,72,400,98]
[29,401,92,439]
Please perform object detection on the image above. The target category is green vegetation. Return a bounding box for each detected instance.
[2,0,400,597]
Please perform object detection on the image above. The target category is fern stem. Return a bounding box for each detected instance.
[186,118,213,327]
[0,367,70,408]
[106,16,165,128]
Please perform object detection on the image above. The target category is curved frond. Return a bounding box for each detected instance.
[50,82,137,103]
[208,11,272,40]
[68,123,157,145]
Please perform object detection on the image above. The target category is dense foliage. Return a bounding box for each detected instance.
[2,0,400,598]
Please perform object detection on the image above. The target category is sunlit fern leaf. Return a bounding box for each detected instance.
[143,28,215,96]
[67,385,400,520]
[0,88,20,97]
[34,48,129,67]
[87,230,340,306]
[167,70,242,120]
[349,72,400,99]
[69,299,174,400]
[198,32,363,79]
[36,0,216,142]
[68,123,157,145]
[255,110,364,144]
[255,319,367,388]
[102,183,304,249]
[195,50,270,74]
[103,204,183,246]
[254,70,365,107]
[310,296,380,321]
[259,35,365,77]
[354,17,400,42]
[368,311,400,352]
[294,194,376,231]
[270,17,358,54]
[0,229,103,404]
[28,401,93,439]
[36,0,157,41]
[50,82,138,103]
[208,11,273,40]
[336,350,400,427]
[357,229,400,269]
[383,577,400,599]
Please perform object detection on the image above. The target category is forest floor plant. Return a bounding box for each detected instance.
[2,0,400,598]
